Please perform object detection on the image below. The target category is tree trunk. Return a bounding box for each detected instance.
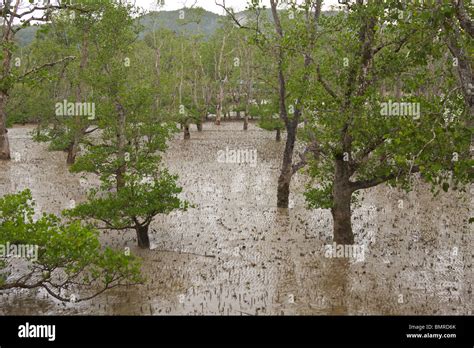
[66,27,89,166]
[136,225,150,249]
[276,128,281,142]
[331,159,354,245]
[0,91,11,160]
[66,140,79,165]
[277,175,291,208]
[115,102,127,191]
[184,124,190,140]
[446,32,473,127]
[116,165,126,191]
[215,35,226,126]
[0,6,14,162]
[277,123,296,208]
[215,104,222,125]
[154,44,162,115]
[243,113,248,131]
[272,0,295,209]
[445,26,474,164]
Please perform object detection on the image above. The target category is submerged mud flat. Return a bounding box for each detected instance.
[0,123,472,315]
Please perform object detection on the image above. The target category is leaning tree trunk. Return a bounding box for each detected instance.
[0,91,11,160]
[136,224,150,249]
[277,122,297,208]
[331,159,355,245]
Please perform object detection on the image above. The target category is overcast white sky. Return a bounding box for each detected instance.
[134,0,341,14]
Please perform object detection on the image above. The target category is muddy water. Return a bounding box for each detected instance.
[0,123,472,315]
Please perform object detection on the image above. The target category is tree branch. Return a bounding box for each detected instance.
[351,166,420,191]
[18,56,76,80]
[317,64,339,100]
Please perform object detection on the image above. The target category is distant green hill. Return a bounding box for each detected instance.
[138,8,222,38]
[14,9,221,47]
[15,25,40,47]
[15,8,338,47]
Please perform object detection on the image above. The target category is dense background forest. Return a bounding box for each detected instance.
[0,0,472,315]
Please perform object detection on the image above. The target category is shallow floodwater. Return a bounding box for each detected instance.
[0,123,472,315]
